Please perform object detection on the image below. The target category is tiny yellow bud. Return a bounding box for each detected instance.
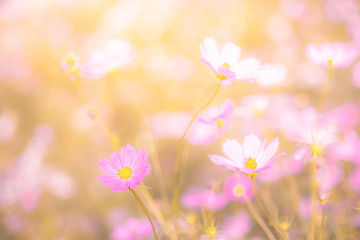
[310,143,324,157]
[205,226,217,237]
[186,215,196,225]
[216,119,225,128]
[326,59,333,69]
[221,63,230,69]
[68,65,79,75]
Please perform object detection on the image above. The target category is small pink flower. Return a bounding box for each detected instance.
[219,211,252,239]
[200,37,260,87]
[110,217,152,240]
[209,134,285,175]
[305,42,359,69]
[81,39,134,79]
[188,99,234,145]
[329,130,360,164]
[298,196,324,220]
[317,159,344,199]
[349,168,360,193]
[61,53,80,81]
[352,61,360,88]
[320,104,359,131]
[181,186,228,211]
[99,144,151,192]
[224,174,253,201]
[282,147,310,175]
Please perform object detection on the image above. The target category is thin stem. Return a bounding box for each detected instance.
[130,189,158,240]
[250,176,286,240]
[310,155,318,240]
[318,204,325,240]
[73,80,119,150]
[246,201,277,240]
[317,68,333,112]
[172,81,221,215]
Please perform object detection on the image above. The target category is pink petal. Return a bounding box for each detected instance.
[221,42,241,64]
[223,139,245,164]
[110,151,124,169]
[209,154,241,171]
[99,174,120,187]
[120,144,136,166]
[99,158,118,174]
[112,180,128,192]
[130,149,148,169]
[260,138,279,164]
[242,134,262,159]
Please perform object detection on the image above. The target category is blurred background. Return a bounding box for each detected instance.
[0,0,359,239]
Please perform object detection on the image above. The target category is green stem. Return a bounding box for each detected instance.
[318,204,325,240]
[131,189,158,240]
[73,79,118,150]
[246,201,277,240]
[172,81,221,215]
[250,176,286,240]
[310,155,318,240]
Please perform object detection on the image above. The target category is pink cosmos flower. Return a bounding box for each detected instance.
[320,104,359,131]
[200,37,260,88]
[352,60,360,87]
[181,186,228,211]
[317,159,344,199]
[305,42,358,69]
[99,144,151,192]
[282,147,310,175]
[80,39,134,79]
[349,168,360,193]
[110,217,152,240]
[209,134,285,175]
[298,196,324,220]
[329,130,360,164]
[62,53,80,81]
[224,174,253,201]
[219,211,252,239]
[188,99,234,145]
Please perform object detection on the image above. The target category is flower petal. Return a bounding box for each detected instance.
[120,144,136,167]
[220,42,241,64]
[261,138,279,164]
[99,158,118,174]
[209,154,241,171]
[242,134,262,159]
[222,139,245,165]
[99,174,119,187]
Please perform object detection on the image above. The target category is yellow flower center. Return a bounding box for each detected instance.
[326,59,333,69]
[118,167,132,179]
[310,143,324,157]
[216,119,225,128]
[216,73,227,80]
[279,221,291,231]
[245,157,257,169]
[108,66,120,76]
[64,54,77,65]
[186,215,196,225]
[233,185,244,196]
[206,226,217,237]
[252,107,263,118]
[221,62,230,69]
[68,65,79,75]
[216,63,231,81]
